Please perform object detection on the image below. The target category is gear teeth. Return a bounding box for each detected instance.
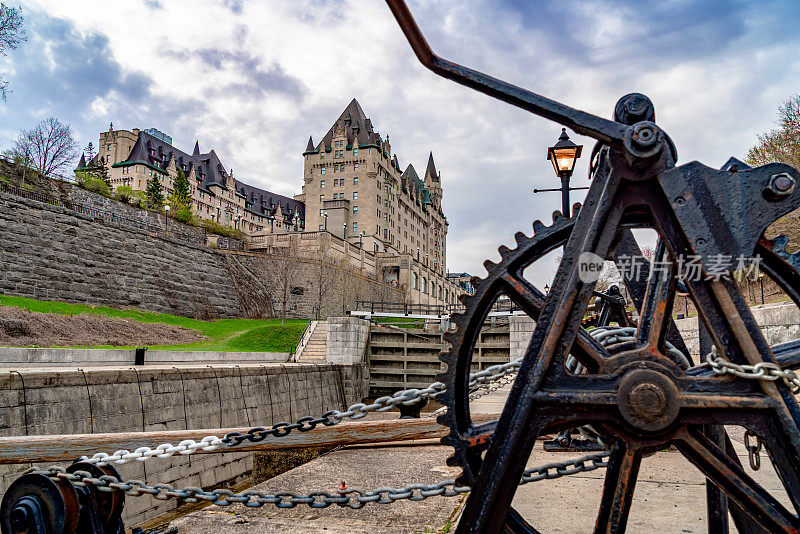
[498,245,511,256]
[552,210,564,222]
[572,202,582,217]
[458,292,471,306]
[515,231,527,245]
[483,259,497,272]
[532,220,545,234]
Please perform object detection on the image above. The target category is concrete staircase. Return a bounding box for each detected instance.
[296,321,328,363]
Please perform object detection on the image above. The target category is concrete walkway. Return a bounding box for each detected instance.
[172,385,786,533]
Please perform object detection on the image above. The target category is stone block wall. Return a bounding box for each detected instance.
[0,363,366,526]
[326,317,370,365]
[0,191,241,318]
[675,302,800,356]
[509,314,536,361]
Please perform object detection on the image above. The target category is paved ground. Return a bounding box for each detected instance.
[173,385,787,533]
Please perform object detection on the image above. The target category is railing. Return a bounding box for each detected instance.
[290,320,316,361]
[353,299,519,316]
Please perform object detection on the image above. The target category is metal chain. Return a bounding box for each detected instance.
[78,358,523,467]
[705,347,800,393]
[29,451,609,509]
[744,430,762,471]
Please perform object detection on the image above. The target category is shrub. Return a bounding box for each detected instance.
[114,185,135,203]
[172,205,194,225]
[199,219,246,240]
[75,171,110,197]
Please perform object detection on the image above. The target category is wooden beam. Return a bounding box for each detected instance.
[0,415,498,464]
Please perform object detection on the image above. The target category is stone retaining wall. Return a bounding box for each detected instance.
[0,191,241,318]
[0,347,289,366]
[0,363,366,526]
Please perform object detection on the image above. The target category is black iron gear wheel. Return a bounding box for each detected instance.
[438,215,800,489]
[437,210,579,486]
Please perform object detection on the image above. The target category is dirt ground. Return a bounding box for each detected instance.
[0,306,205,347]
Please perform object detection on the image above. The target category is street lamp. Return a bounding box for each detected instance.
[534,128,586,217]
[759,271,765,305]
[544,284,550,295]
[546,128,582,217]
[359,231,364,249]
[323,212,328,232]
[164,204,170,234]
[343,222,347,239]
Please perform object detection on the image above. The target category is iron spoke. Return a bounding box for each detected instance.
[593,441,642,534]
[675,426,798,533]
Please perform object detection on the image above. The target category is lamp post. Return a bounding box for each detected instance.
[323,212,328,232]
[544,284,550,295]
[164,204,170,235]
[359,231,364,249]
[534,128,585,217]
[759,271,765,305]
[343,222,347,240]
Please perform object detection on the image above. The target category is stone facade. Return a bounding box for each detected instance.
[300,99,462,307]
[91,126,303,235]
[0,190,241,318]
[0,363,364,526]
[0,189,409,319]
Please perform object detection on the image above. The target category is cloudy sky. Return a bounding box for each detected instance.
[2,0,799,287]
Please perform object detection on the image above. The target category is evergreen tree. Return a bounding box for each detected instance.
[85,157,110,188]
[146,173,164,209]
[84,142,96,162]
[170,168,190,208]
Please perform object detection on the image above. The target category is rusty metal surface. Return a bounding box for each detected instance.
[385,1,800,532]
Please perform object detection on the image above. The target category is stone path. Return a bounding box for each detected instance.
[172,384,786,533]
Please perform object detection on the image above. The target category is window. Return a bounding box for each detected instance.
[353,192,358,199]
[354,163,359,171]
[439,286,443,299]
[422,277,427,294]
[334,179,338,187]
[320,195,324,201]
[107,144,111,150]
[353,222,358,231]
[353,148,358,156]
[353,206,358,214]
[321,167,326,174]
[319,224,324,230]
[321,180,325,188]
[384,228,388,239]
[320,153,325,159]
[413,272,419,290]
[320,209,324,216]
[353,177,358,185]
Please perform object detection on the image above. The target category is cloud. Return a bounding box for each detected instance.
[6,0,800,286]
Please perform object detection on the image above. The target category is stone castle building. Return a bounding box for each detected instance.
[81,100,466,307]
[80,125,304,235]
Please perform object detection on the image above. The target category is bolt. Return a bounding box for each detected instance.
[764,173,796,200]
[623,121,664,161]
[696,238,706,246]
[675,197,686,206]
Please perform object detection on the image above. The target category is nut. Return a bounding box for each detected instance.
[764,173,796,200]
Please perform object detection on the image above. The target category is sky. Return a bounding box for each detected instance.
[2,0,800,289]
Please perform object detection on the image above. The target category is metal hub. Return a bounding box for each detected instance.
[617,368,680,432]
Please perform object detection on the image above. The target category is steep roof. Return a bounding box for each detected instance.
[315,98,383,152]
[115,130,304,222]
[235,180,305,222]
[425,152,438,182]
[77,153,86,169]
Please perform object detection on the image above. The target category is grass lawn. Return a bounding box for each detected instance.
[0,295,308,352]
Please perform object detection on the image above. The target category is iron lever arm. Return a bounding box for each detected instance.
[385,0,628,147]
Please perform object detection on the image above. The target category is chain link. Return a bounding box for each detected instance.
[705,347,800,393]
[30,451,609,509]
[743,430,762,471]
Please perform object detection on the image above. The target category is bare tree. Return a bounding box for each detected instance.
[12,118,79,178]
[262,238,304,323]
[747,94,800,170]
[0,3,25,101]
[307,243,339,319]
